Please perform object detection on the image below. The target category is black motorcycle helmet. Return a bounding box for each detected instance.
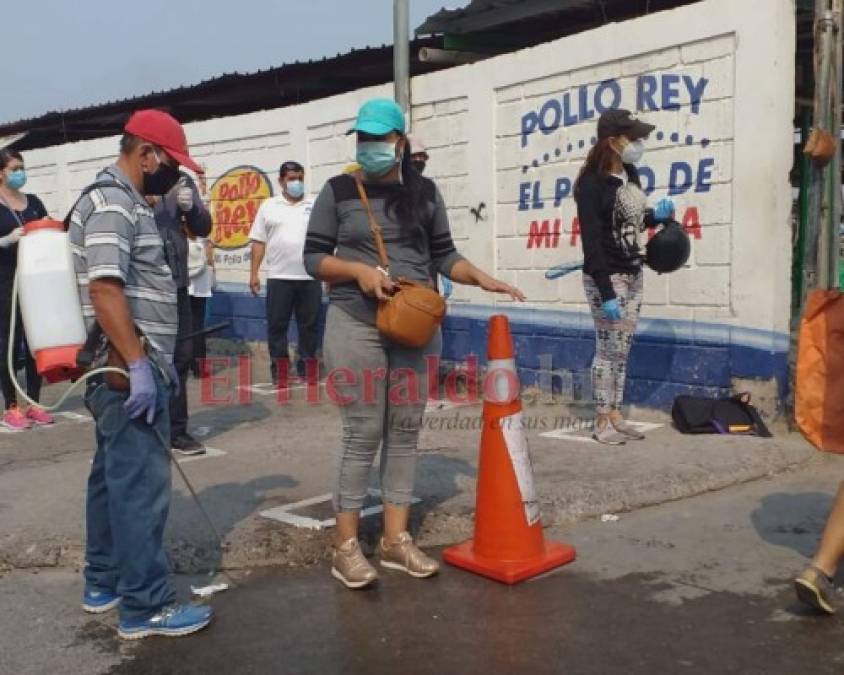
[645,221,690,274]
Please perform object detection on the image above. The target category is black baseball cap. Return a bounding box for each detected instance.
[597,109,655,141]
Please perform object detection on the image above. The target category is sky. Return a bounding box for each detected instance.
[1,0,458,124]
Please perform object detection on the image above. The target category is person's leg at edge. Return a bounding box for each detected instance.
[376,331,442,577]
[795,483,844,614]
[22,317,52,424]
[0,292,30,429]
[583,274,625,444]
[19,300,42,404]
[814,485,844,578]
[266,279,295,384]
[189,295,207,377]
[608,271,644,438]
[323,305,386,587]
[92,376,213,637]
[82,382,119,609]
[106,379,176,621]
[0,283,15,408]
[169,288,193,443]
[293,279,323,378]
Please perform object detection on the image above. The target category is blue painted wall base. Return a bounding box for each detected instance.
[209,288,789,410]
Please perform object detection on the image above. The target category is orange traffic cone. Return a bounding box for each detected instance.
[443,314,576,584]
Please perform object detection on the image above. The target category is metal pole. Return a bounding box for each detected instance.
[794,107,812,311]
[817,8,834,290]
[805,0,834,298]
[393,0,410,115]
[827,0,842,289]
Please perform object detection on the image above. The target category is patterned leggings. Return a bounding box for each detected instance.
[583,271,644,414]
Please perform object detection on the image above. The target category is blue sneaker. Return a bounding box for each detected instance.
[118,603,213,640]
[82,589,121,614]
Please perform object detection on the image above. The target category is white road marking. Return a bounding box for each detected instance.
[540,421,665,444]
[424,398,476,413]
[260,489,421,530]
[175,446,227,464]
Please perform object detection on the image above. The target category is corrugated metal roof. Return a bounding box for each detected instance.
[0,40,443,151]
[416,0,596,35]
[416,0,702,36]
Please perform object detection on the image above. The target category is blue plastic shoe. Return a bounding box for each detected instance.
[82,588,121,614]
[118,603,213,640]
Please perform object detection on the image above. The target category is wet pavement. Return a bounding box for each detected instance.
[1,431,842,675]
[104,456,844,675]
[108,559,843,675]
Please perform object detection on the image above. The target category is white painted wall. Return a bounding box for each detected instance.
[21,0,795,336]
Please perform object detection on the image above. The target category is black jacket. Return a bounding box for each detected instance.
[574,163,655,301]
[152,173,212,290]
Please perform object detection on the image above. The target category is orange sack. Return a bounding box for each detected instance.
[796,289,844,453]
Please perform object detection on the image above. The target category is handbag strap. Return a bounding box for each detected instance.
[353,175,391,276]
[0,194,25,229]
[730,392,773,438]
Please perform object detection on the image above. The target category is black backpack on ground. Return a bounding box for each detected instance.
[671,393,772,437]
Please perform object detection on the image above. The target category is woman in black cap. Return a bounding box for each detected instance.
[574,109,673,445]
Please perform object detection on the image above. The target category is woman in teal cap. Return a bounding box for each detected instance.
[305,97,525,589]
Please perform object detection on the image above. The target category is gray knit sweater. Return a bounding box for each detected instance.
[303,174,463,325]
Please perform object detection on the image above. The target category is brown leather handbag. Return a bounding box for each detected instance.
[353,176,446,348]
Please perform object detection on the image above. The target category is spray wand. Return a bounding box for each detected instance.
[7,271,235,589]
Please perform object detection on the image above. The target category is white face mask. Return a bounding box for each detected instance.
[621,139,645,165]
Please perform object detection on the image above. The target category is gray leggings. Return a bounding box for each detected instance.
[323,304,441,512]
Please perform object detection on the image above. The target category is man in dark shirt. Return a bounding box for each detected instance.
[151,174,212,454]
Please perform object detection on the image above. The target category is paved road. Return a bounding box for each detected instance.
[0,365,812,573]
[3,455,844,675]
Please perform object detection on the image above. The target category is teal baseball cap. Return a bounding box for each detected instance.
[347,98,406,136]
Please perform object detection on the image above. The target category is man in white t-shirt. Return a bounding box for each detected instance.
[249,161,321,385]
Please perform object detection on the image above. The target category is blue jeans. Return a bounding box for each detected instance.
[83,374,176,621]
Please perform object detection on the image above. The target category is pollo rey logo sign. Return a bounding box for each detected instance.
[210,165,273,250]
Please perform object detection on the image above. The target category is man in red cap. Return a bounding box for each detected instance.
[68,109,214,639]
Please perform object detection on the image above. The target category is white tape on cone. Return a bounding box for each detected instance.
[500,410,540,526]
[485,357,519,404]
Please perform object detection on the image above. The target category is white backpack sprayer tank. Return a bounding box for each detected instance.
[13,216,232,587]
[16,218,87,382]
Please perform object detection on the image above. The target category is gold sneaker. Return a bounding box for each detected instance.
[378,532,440,578]
[794,566,838,615]
[331,538,378,589]
[610,416,646,441]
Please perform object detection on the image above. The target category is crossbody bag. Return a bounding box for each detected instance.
[353,176,446,348]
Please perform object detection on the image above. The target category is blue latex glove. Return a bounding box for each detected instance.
[653,197,675,222]
[440,275,453,299]
[124,357,158,424]
[601,298,622,321]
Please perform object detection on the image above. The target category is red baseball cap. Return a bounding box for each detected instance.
[124,109,203,174]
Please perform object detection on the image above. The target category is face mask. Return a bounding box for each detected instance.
[621,139,645,165]
[285,180,304,199]
[142,151,181,195]
[356,141,399,177]
[5,169,26,191]
[412,160,426,174]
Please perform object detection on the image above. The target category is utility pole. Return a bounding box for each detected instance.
[827,0,842,289]
[805,0,838,299]
[393,0,410,117]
